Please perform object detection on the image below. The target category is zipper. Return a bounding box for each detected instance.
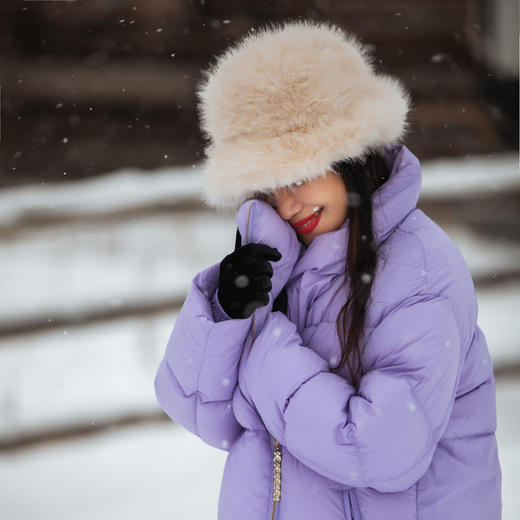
[243,201,258,356]
[241,202,283,519]
[270,436,282,520]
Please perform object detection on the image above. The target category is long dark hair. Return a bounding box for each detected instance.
[328,148,392,389]
[271,147,392,390]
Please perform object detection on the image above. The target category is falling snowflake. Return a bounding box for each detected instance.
[222,377,230,386]
[407,401,417,413]
[222,439,229,448]
[361,273,372,284]
[273,327,282,337]
[234,275,249,288]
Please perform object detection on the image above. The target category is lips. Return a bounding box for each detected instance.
[291,207,323,229]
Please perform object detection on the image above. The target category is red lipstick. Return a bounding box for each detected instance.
[291,207,323,234]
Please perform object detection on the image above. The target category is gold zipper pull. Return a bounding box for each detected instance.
[271,437,282,520]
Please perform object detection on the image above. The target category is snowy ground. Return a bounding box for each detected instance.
[0,151,518,518]
[0,281,518,444]
[1,377,518,520]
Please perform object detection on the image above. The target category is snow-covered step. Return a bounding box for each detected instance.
[0,279,516,445]
[441,224,520,282]
[1,208,519,333]
[0,211,236,330]
[0,310,174,443]
[0,166,205,228]
[0,152,517,228]
[419,151,519,199]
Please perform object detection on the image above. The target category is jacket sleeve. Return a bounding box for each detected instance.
[242,293,462,492]
[154,261,253,451]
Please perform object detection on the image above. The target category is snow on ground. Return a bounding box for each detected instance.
[0,420,227,520]
[0,203,518,331]
[0,211,234,327]
[1,377,518,520]
[0,150,518,226]
[0,310,175,441]
[0,280,517,442]
[419,151,519,197]
[0,166,203,226]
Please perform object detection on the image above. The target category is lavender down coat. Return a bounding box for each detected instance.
[154,144,502,520]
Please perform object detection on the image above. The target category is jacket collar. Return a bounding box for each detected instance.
[289,144,422,280]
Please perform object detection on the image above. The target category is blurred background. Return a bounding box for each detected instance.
[0,1,518,519]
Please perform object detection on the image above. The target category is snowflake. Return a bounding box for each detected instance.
[222,377,230,386]
[234,275,250,288]
[361,272,372,284]
[329,356,338,368]
[273,327,282,337]
[407,401,417,413]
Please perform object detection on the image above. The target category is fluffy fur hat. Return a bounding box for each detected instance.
[195,19,412,210]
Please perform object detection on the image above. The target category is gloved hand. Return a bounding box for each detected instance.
[218,243,282,319]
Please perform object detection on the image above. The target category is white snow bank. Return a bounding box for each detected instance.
[420,151,519,198]
[0,212,234,327]
[0,151,517,226]
[0,165,205,226]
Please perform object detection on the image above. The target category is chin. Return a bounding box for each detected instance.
[301,235,314,246]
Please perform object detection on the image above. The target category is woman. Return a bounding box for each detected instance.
[154,20,502,520]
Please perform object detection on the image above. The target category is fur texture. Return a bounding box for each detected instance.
[195,19,412,210]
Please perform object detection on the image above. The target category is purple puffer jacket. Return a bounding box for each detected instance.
[154,144,502,520]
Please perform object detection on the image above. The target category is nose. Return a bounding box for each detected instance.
[272,189,303,222]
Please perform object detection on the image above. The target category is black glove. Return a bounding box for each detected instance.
[218,242,282,319]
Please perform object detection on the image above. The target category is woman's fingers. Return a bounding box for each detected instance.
[238,243,282,263]
[250,274,272,292]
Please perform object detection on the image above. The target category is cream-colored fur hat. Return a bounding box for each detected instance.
[195,19,412,210]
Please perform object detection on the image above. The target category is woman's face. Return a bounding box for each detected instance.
[260,170,348,246]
